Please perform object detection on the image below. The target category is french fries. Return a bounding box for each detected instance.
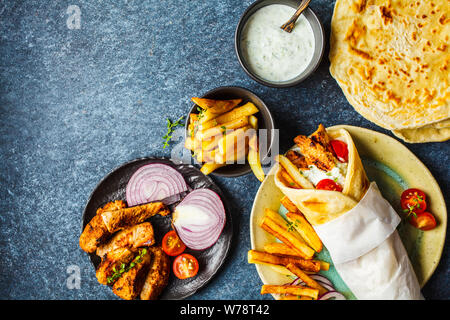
[280,196,301,213]
[285,211,323,253]
[247,250,320,273]
[250,170,332,299]
[186,98,264,179]
[277,168,301,189]
[276,154,314,189]
[261,285,319,300]
[264,242,299,256]
[184,136,195,151]
[200,163,224,175]
[191,97,241,113]
[248,115,258,130]
[248,134,265,182]
[263,242,329,271]
[196,117,249,141]
[195,148,217,164]
[217,126,249,155]
[286,263,327,296]
[261,209,315,259]
[215,143,249,164]
[208,102,259,125]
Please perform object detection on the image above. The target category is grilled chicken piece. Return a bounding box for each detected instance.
[285,150,308,169]
[101,202,170,234]
[96,222,155,258]
[95,247,136,285]
[293,124,337,172]
[79,200,127,253]
[112,248,152,300]
[140,246,170,300]
[309,124,333,154]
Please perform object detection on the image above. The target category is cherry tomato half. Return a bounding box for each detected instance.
[400,188,427,215]
[316,179,343,192]
[173,253,199,279]
[330,140,349,163]
[162,230,186,257]
[409,212,436,231]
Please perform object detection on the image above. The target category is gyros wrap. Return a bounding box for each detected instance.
[275,127,369,225]
[274,125,422,299]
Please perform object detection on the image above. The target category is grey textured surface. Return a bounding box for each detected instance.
[0,0,448,300]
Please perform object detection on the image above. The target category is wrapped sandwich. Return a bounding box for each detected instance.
[273,124,422,300]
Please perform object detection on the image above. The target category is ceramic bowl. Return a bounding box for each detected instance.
[185,86,275,177]
[235,0,325,88]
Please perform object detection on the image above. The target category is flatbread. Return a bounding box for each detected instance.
[329,0,450,141]
[392,118,450,143]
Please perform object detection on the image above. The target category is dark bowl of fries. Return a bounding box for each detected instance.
[184,86,275,179]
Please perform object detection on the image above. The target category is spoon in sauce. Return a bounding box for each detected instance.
[280,0,311,33]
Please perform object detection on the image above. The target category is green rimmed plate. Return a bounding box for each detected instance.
[249,125,447,299]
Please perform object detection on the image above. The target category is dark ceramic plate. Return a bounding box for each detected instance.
[81,157,233,300]
[185,86,275,177]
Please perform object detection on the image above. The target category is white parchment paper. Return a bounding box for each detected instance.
[313,182,422,300]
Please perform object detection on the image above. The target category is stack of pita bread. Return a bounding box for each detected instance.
[329,0,449,143]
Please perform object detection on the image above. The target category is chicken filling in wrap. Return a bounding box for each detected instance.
[287,124,349,191]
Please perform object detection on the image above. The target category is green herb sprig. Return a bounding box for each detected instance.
[107,248,148,285]
[163,116,185,149]
[196,107,205,121]
[402,195,424,219]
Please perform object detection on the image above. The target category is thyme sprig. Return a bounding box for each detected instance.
[163,116,185,149]
[402,195,424,219]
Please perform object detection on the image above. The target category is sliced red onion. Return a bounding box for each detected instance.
[289,277,306,286]
[173,188,226,250]
[319,291,346,300]
[317,282,335,292]
[309,274,334,287]
[126,163,188,207]
[289,275,344,298]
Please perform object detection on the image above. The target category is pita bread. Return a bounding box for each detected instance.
[392,118,450,143]
[329,0,450,141]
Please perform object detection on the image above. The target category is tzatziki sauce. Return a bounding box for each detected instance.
[240,4,315,82]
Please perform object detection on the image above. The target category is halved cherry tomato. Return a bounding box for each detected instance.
[162,230,186,257]
[173,253,199,279]
[401,188,427,215]
[409,212,436,231]
[316,179,343,192]
[330,140,348,163]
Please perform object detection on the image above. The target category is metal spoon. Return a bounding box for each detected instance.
[280,0,311,33]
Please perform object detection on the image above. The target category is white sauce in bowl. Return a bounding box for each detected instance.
[240,4,315,82]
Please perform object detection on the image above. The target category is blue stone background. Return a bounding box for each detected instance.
[0,0,448,300]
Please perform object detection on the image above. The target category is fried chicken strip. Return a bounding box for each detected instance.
[95,247,136,285]
[101,202,170,233]
[96,222,155,258]
[140,246,170,300]
[285,150,308,170]
[112,248,152,300]
[293,124,337,171]
[79,200,126,253]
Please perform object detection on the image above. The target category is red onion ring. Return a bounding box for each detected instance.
[288,275,345,300]
[126,163,188,206]
[173,188,226,250]
[319,291,346,300]
[309,274,334,287]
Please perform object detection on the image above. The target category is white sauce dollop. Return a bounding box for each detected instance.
[300,163,347,188]
[240,4,315,82]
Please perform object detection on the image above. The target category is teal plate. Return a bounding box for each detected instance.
[250,125,446,300]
